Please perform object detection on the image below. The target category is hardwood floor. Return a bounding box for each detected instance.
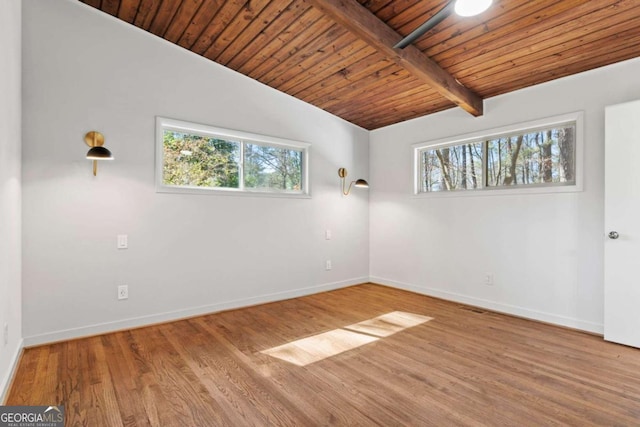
[7,283,640,426]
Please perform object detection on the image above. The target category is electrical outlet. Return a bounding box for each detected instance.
[118,285,129,300]
[325,260,332,270]
[484,273,494,286]
[3,323,8,346]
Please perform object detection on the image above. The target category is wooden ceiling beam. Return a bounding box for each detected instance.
[306,0,483,116]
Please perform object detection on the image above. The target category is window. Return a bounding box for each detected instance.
[414,112,583,195]
[156,117,309,196]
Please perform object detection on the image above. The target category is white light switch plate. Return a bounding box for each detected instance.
[117,234,128,249]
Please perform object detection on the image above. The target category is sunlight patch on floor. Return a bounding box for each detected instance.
[261,311,433,366]
[344,311,433,338]
[262,329,379,366]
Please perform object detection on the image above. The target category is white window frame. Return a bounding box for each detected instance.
[156,117,311,198]
[412,112,584,197]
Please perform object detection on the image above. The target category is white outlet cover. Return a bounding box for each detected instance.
[118,285,129,300]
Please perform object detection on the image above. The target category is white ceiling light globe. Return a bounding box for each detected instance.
[454,0,493,17]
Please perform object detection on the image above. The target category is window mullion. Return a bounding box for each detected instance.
[239,140,245,191]
[482,141,488,190]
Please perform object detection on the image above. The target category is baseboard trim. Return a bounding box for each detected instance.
[23,277,368,348]
[1,338,24,404]
[370,276,604,334]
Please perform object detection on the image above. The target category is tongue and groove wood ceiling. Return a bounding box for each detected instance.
[79,0,640,130]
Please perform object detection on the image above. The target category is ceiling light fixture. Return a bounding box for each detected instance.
[454,0,493,17]
[394,0,493,49]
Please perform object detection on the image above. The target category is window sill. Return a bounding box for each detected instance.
[412,183,583,198]
[156,185,312,199]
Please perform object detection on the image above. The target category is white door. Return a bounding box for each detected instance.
[604,99,640,348]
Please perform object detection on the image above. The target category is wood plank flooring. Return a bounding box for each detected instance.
[7,283,640,425]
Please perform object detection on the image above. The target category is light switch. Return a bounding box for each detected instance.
[325,229,332,240]
[117,234,128,249]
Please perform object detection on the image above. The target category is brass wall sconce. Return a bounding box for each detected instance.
[338,167,369,196]
[85,131,113,176]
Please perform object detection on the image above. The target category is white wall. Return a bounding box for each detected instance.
[0,0,23,402]
[370,57,640,333]
[22,0,369,345]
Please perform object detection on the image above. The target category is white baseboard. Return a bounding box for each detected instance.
[370,276,604,334]
[1,338,24,404]
[23,277,369,347]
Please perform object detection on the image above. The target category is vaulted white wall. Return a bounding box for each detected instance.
[0,0,23,402]
[370,57,640,333]
[21,0,369,345]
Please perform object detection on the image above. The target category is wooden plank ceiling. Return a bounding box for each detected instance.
[79,0,640,130]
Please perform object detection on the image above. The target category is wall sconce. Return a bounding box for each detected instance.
[338,167,369,196]
[84,131,113,176]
